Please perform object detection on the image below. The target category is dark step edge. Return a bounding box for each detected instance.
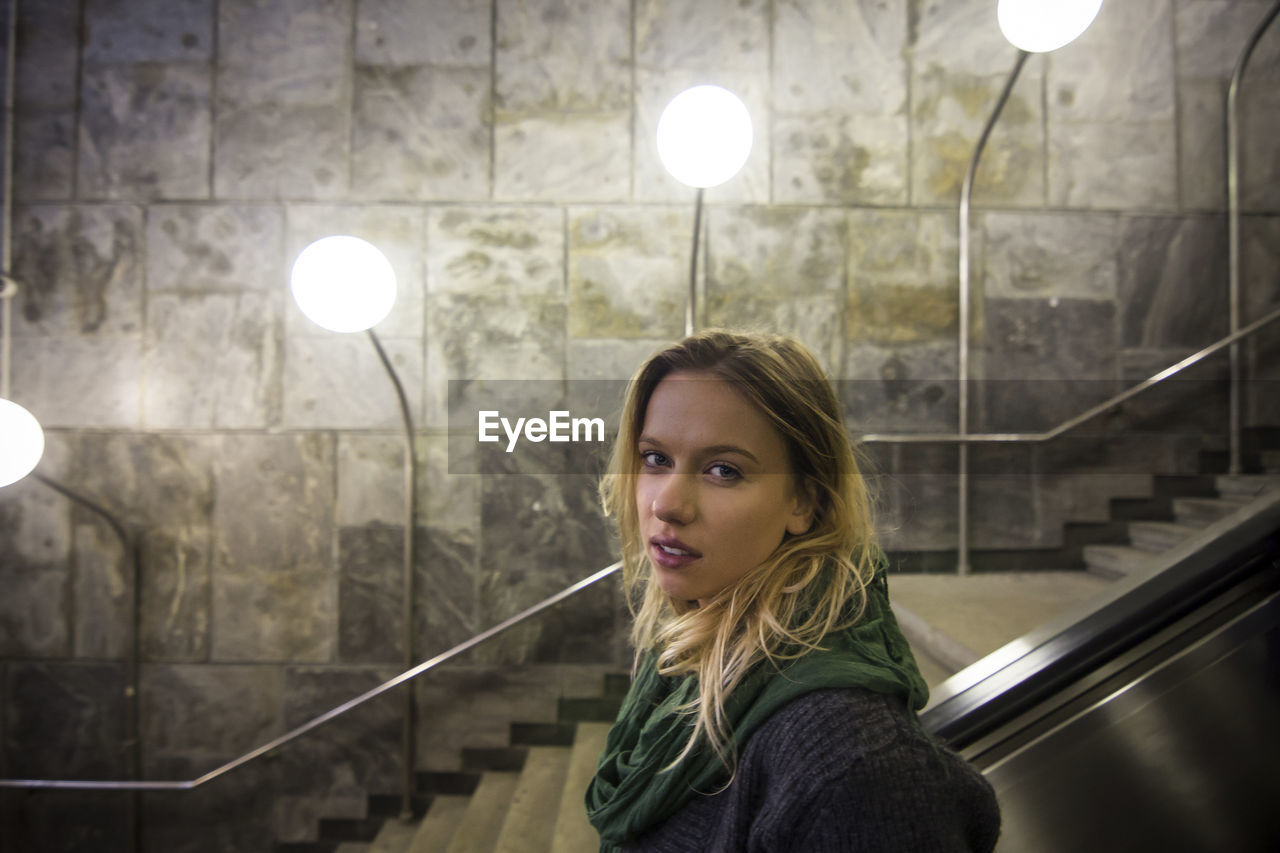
[1244,425,1280,450]
[461,745,528,772]
[313,815,384,843]
[366,793,430,819]
[1202,443,1276,475]
[557,696,625,723]
[415,769,482,796]
[511,720,577,747]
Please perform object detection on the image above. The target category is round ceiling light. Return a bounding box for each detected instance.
[290,235,397,334]
[656,85,754,189]
[997,0,1104,53]
[0,398,44,488]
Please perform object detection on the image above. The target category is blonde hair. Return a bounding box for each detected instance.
[599,329,879,768]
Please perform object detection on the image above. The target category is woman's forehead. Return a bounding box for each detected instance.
[641,372,790,466]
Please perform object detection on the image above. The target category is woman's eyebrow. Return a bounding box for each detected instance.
[637,435,760,465]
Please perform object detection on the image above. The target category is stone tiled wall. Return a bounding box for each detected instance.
[2,0,1279,849]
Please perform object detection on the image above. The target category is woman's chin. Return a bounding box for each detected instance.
[654,568,696,601]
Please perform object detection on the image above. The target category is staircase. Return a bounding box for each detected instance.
[277,675,628,853]
[891,435,1280,690]
[1080,474,1280,579]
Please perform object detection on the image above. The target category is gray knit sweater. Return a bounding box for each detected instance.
[622,687,1001,852]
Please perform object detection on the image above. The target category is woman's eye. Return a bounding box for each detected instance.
[639,450,668,468]
[708,463,741,481]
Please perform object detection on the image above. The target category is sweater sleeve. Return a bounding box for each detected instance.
[747,689,1001,853]
[783,749,996,852]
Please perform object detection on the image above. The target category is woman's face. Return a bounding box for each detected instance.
[635,370,812,606]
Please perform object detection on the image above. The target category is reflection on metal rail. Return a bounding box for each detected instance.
[0,561,623,791]
[859,304,1280,445]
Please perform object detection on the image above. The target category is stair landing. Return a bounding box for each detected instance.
[890,571,1112,688]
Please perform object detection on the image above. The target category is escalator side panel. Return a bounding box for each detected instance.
[986,595,1280,853]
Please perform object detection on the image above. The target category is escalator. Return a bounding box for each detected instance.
[921,493,1280,853]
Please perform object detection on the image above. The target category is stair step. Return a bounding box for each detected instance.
[493,747,573,853]
[552,722,611,853]
[367,817,417,853]
[1127,521,1198,554]
[1083,544,1159,579]
[1172,496,1250,527]
[335,844,370,853]
[408,796,470,853]
[446,772,520,853]
[1214,474,1280,501]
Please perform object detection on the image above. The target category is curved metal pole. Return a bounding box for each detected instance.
[32,473,141,850]
[957,49,1029,575]
[0,560,623,791]
[366,328,419,819]
[2,0,17,400]
[0,275,14,400]
[686,188,704,337]
[1227,0,1280,475]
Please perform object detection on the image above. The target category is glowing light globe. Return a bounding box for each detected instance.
[290,236,397,333]
[656,85,754,189]
[997,0,1104,53]
[0,398,44,488]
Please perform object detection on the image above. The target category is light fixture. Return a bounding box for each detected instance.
[1,277,44,488]
[0,397,43,488]
[997,0,1104,54]
[655,84,754,336]
[656,84,754,190]
[290,235,397,333]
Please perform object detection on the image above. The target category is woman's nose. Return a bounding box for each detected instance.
[650,474,696,525]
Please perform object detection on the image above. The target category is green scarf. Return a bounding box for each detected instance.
[584,556,928,850]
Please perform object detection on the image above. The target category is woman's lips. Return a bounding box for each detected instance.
[649,537,700,570]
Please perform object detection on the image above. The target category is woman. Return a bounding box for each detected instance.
[585,329,1000,852]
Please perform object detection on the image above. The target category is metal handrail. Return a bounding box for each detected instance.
[0,560,623,790]
[8,309,1277,792]
[859,303,1280,445]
